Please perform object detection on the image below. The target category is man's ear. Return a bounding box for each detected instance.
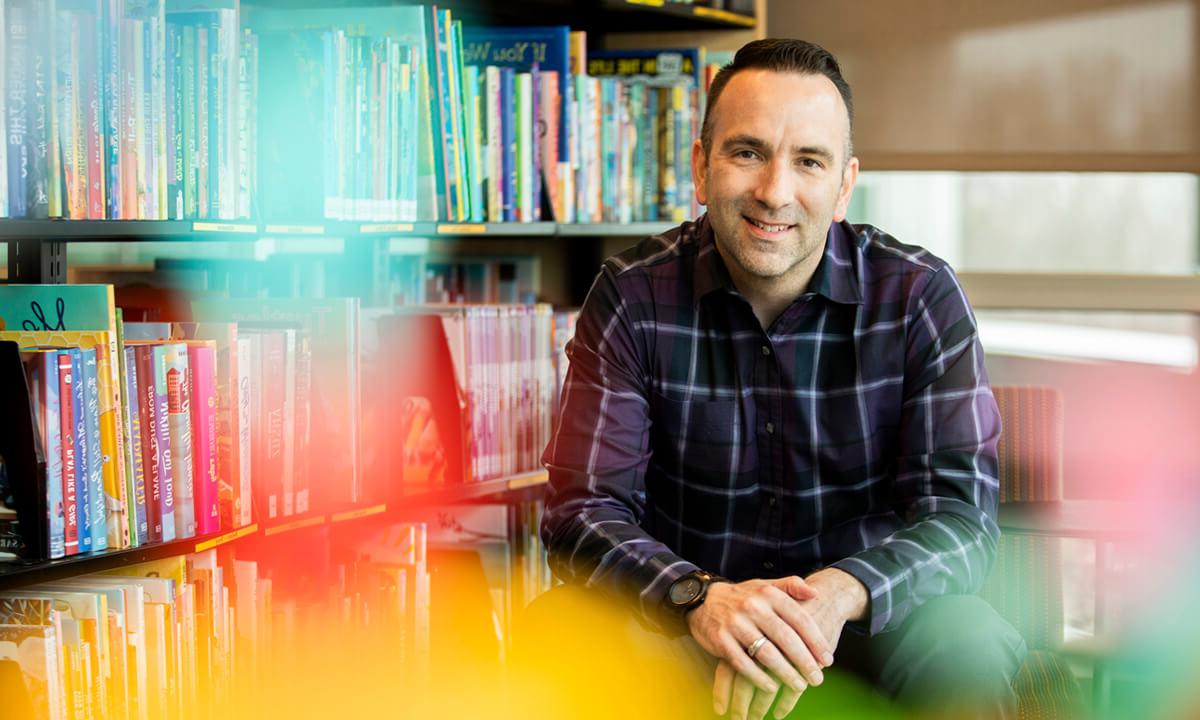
[691,138,708,207]
[832,155,860,222]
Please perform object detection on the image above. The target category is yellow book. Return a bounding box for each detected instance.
[0,329,131,549]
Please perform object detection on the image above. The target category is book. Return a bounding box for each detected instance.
[164,343,195,538]
[187,342,219,535]
[19,350,65,560]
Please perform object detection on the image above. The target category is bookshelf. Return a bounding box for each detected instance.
[0,1,760,717]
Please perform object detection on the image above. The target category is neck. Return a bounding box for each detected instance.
[720,243,825,331]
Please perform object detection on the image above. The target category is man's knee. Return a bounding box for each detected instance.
[883,595,1027,715]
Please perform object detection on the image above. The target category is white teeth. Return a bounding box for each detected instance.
[748,218,790,232]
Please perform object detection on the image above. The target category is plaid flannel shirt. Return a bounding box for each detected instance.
[541,214,1001,636]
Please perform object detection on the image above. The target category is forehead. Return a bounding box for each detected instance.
[711,69,850,152]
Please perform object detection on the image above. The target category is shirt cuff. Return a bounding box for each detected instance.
[629,558,702,637]
[829,554,897,637]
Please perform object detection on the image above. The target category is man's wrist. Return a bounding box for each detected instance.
[806,567,869,623]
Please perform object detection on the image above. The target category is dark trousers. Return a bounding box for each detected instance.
[513,585,1027,719]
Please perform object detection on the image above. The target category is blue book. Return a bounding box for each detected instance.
[81,349,108,551]
[586,47,704,88]
[461,25,570,162]
[67,349,92,553]
[151,345,176,542]
[5,0,29,217]
[125,346,148,546]
[500,67,516,223]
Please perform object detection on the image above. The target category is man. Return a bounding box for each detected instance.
[539,39,1026,720]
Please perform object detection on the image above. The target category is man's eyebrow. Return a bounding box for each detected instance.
[720,134,770,153]
[793,145,836,163]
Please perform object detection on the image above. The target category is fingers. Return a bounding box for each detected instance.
[729,670,760,720]
[713,660,734,716]
[755,613,824,689]
[771,591,835,668]
[773,686,802,720]
[719,633,779,695]
[748,678,776,720]
[773,575,819,602]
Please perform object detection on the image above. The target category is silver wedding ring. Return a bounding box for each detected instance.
[747,635,769,659]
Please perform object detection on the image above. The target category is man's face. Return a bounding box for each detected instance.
[693,69,859,286]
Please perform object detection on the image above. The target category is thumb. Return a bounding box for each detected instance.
[774,575,818,601]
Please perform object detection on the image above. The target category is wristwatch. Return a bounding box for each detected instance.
[665,570,727,616]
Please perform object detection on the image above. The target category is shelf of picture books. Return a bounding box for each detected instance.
[0,0,739,229]
[0,283,569,581]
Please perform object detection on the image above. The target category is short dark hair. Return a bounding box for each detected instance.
[701,39,854,159]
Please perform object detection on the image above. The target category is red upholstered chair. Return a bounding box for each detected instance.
[981,385,1085,720]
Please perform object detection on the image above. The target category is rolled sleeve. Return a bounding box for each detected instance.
[832,265,1001,635]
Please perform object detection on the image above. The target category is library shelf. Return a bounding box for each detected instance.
[0,523,259,590]
[0,471,549,590]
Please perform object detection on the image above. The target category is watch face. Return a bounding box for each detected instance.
[669,576,703,606]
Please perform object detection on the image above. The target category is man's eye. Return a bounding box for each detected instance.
[735,150,759,160]
[799,158,823,169]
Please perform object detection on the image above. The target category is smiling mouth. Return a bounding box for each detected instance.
[744,217,796,233]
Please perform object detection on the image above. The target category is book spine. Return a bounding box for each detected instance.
[153,346,176,541]
[104,0,121,219]
[141,20,156,218]
[135,346,163,543]
[69,349,92,553]
[213,333,234,531]
[5,1,27,217]
[57,352,79,554]
[154,11,167,220]
[82,14,103,220]
[164,344,192,538]
[221,12,236,219]
[261,335,283,520]
[197,25,209,218]
[37,354,65,558]
[28,0,51,218]
[182,24,196,218]
[516,73,532,222]
[0,0,7,218]
[54,8,78,218]
[280,330,295,517]
[189,345,219,535]
[484,66,500,223]
[126,345,149,546]
[236,29,250,219]
[236,336,252,527]
[293,335,311,515]
[96,339,129,550]
[500,67,515,223]
[82,348,108,552]
[165,22,181,219]
[209,19,222,218]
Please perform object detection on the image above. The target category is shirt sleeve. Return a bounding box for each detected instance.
[831,264,1002,635]
[540,264,700,635]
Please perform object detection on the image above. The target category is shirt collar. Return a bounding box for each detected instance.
[692,215,864,307]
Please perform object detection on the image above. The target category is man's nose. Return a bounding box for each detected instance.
[752,158,793,210]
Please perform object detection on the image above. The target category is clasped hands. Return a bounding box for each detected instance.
[685,570,861,720]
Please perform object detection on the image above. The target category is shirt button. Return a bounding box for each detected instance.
[765,421,775,434]
[767,495,777,506]
[761,345,771,357]
[763,560,775,570]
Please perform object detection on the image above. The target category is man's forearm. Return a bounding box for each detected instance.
[805,567,869,623]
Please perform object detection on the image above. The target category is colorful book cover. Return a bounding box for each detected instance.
[151,345,177,542]
[81,3,105,220]
[125,346,149,546]
[0,1,7,218]
[4,0,27,218]
[133,345,164,544]
[81,348,109,552]
[235,335,252,526]
[279,329,295,517]
[56,352,80,556]
[187,342,219,535]
[104,0,122,219]
[292,333,311,515]
[25,0,53,219]
[21,350,65,559]
[163,343,194,539]
[500,67,515,223]
[66,349,93,554]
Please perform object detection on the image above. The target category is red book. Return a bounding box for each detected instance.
[84,22,105,219]
[188,343,220,535]
[134,345,164,544]
[57,352,80,555]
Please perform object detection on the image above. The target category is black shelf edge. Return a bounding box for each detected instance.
[601,0,756,29]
